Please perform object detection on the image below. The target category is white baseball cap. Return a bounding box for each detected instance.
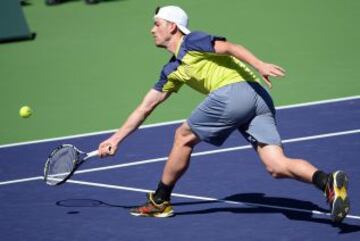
[154,6,191,35]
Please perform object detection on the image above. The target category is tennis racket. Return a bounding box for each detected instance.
[43,144,98,186]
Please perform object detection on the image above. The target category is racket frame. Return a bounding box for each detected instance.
[43,144,98,186]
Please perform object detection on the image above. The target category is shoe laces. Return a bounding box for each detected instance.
[325,183,335,204]
[135,194,164,213]
[137,201,158,213]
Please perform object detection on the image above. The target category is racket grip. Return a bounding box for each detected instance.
[87,150,99,158]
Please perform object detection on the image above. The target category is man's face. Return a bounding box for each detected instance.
[151,18,174,48]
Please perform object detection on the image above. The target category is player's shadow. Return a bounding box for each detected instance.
[174,193,360,234]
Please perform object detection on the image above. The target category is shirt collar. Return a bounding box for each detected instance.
[175,36,185,58]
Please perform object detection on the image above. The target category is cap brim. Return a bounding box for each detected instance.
[154,14,191,35]
[177,25,191,35]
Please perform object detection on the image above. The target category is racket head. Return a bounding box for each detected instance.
[43,144,82,185]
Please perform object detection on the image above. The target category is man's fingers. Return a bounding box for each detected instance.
[273,64,286,73]
[262,75,272,89]
[107,145,115,155]
[99,142,115,158]
[104,143,114,155]
[260,64,285,78]
[259,63,285,88]
[270,67,285,77]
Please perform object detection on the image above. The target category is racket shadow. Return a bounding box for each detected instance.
[56,199,133,209]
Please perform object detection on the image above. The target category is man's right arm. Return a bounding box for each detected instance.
[98,89,171,157]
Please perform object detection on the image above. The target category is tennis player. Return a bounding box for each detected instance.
[98,6,350,222]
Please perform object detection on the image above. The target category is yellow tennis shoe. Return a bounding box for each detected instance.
[130,193,174,218]
[325,170,350,223]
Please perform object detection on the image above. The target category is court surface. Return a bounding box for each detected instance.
[0,97,359,241]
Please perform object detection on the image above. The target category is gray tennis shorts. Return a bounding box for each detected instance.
[187,81,282,147]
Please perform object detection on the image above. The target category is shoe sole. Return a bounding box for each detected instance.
[153,210,174,218]
[130,209,174,218]
[331,171,350,223]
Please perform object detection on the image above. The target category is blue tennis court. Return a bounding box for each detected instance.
[0,97,359,241]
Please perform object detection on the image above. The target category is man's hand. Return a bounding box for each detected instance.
[98,138,118,158]
[256,62,286,89]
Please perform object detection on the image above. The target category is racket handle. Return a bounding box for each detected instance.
[86,150,99,159]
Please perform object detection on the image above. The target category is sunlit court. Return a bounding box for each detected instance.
[1,1,359,240]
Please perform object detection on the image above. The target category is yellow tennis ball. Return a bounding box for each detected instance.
[19,106,32,118]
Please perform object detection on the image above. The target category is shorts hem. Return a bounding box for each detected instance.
[186,120,226,147]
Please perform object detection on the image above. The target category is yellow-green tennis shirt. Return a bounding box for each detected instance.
[153,31,259,95]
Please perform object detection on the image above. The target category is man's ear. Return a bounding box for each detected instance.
[169,22,178,34]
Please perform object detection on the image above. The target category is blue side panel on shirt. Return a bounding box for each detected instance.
[153,56,181,92]
[177,31,227,59]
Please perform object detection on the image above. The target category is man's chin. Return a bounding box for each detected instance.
[154,43,166,49]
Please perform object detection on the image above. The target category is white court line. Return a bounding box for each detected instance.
[0,128,359,186]
[62,129,360,175]
[276,95,360,110]
[0,95,359,149]
[0,176,43,185]
[66,179,360,221]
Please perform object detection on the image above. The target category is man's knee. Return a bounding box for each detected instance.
[257,145,290,178]
[174,123,199,147]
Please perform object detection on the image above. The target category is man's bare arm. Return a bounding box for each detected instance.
[214,40,285,88]
[98,89,171,157]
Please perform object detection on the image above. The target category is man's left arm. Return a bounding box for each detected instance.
[214,40,285,88]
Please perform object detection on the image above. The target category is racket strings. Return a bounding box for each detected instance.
[45,146,78,185]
